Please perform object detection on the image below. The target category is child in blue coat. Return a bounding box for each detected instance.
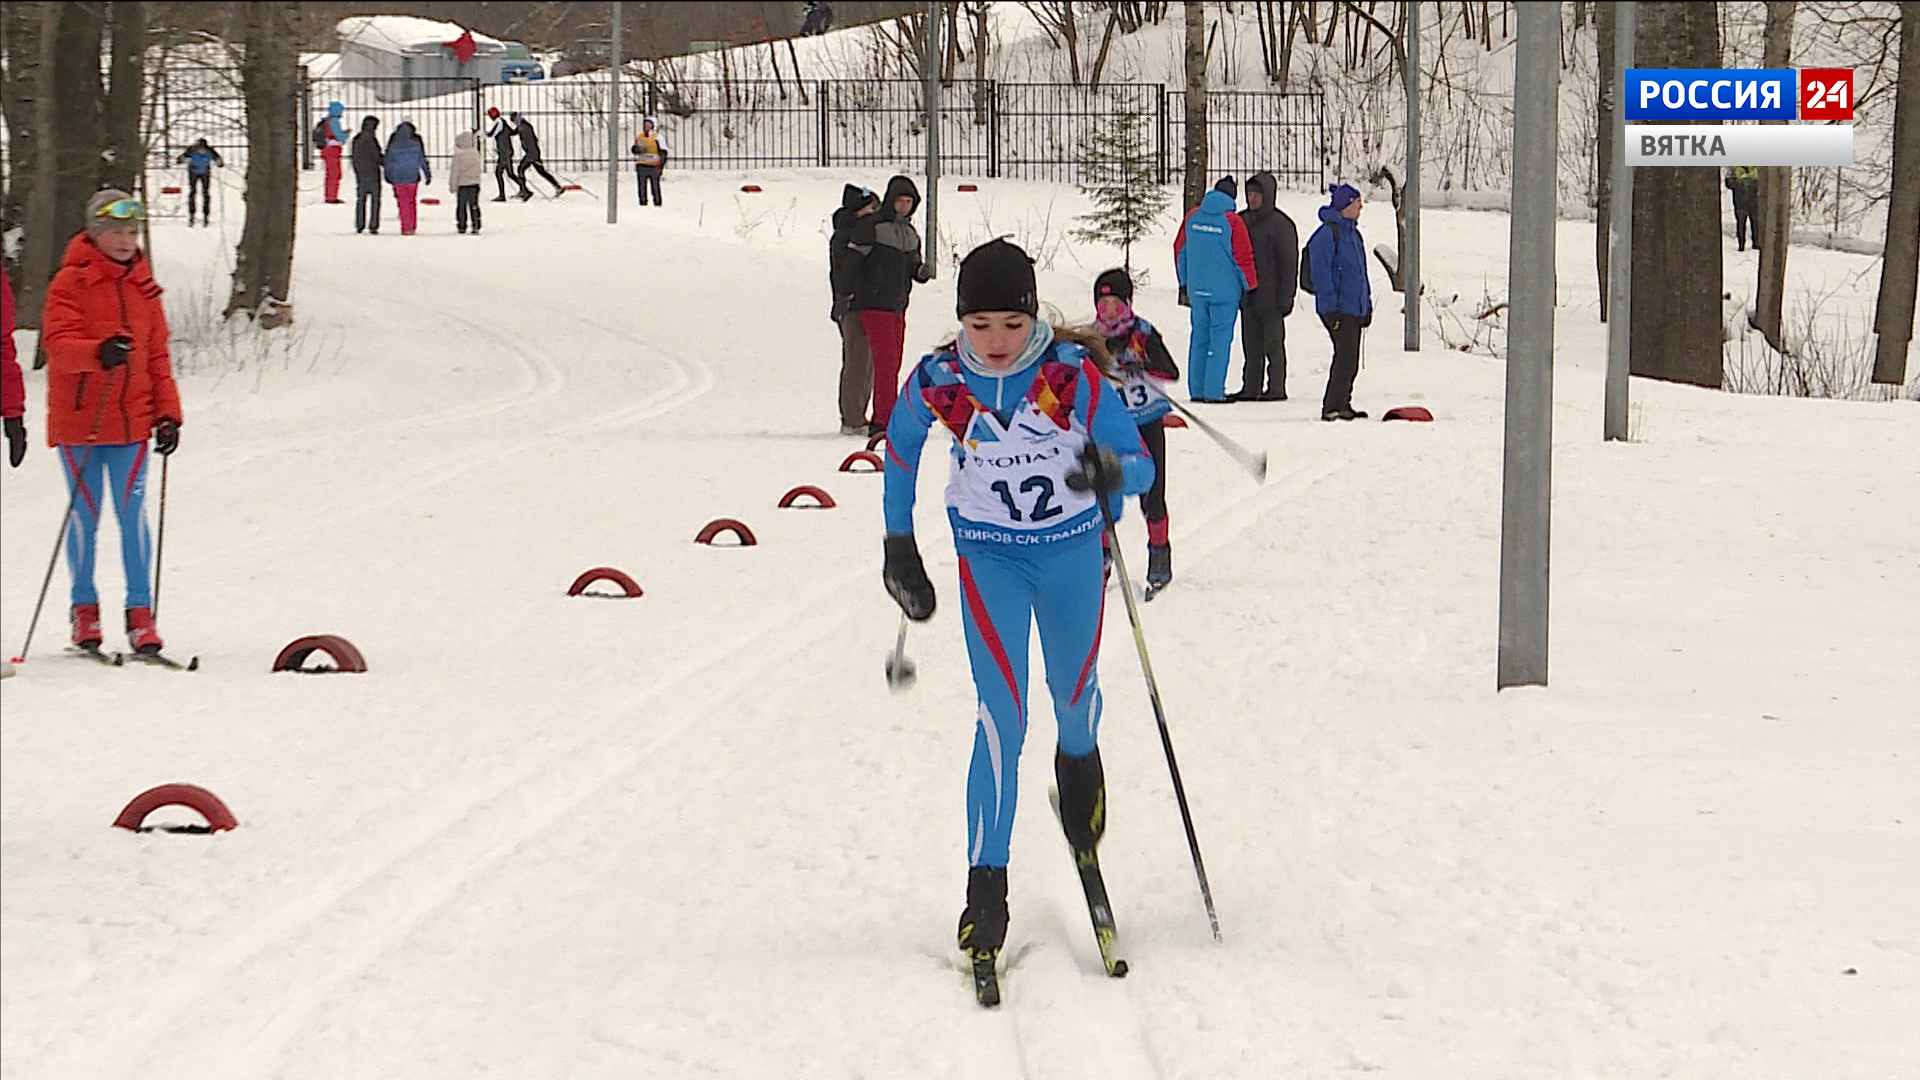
[882,239,1154,976]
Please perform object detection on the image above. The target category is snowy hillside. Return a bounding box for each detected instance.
[2,165,1916,1077]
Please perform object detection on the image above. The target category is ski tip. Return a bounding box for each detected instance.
[1110,958,1130,978]
[188,656,201,671]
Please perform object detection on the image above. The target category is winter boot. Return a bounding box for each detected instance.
[1055,746,1106,853]
[71,604,104,649]
[125,607,164,654]
[956,865,1009,956]
[1146,544,1172,591]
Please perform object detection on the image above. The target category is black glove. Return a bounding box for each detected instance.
[153,417,180,456]
[831,295,850,324]
[1065,443,1123,497]
[4,416,24,468]
[98,335,134,370]
[882,534,936,621]
[914,262,934,284]
[1177,286,1190,308]
[1360,312,1373,329]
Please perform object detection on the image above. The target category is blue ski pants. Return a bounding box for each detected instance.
[59,442,155,609]
[956,537,1106,868]
[1186,294,1242,400]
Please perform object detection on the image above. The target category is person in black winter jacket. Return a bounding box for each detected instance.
[1231,171,1299,401]
[510,112,565,199]
[830,184,882,434]
[349,116,384,234]
[485,108,529,201]
[842,175,931,434]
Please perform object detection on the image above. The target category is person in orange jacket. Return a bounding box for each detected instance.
[40,189,183,654]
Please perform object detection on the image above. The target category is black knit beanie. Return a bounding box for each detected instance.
[1093,268,1134,304]
[956,238,1038,317]
[1214,175,1238,199]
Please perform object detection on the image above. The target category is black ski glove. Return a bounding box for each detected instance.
[1176,286,1190,308]
[153,417,180,456]
[98,335,133,370]
[831,294,850,323]
[883,534,936,621]
[4,416,25,468]
[915,262,934,284]
[1065,443,1123,497]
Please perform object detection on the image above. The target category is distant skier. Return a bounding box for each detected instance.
[1304,182,1373,421]
[449,130,484,235]
[313,100,349,203]
[510,112,564,199]
[882,238,1154,999]
[175,138,224,226]
[1725,165,1760,252]
[485,107,528,201]
[383,118,432,235]
[1173,176,1258,402]
[40,190,183,655]
[1092,267,1180,596]
[629,116,670,206]
[350,115,385,234]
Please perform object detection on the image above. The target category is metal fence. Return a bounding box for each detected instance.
[158,74,1324,189]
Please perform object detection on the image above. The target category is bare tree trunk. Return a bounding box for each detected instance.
[227,0,299,320]
[1182,0,1208,209]
[1752,0,1795,352]
[1088,8,1120,86]
[3,1,53,328]
[40,1,105,348]
[972,1,989,124]
[1873,0,1919,385]
[1063,1,1081,84]
[1630,1,1723,388]
[1277,0,1297,91]
[1595,3,1613,319]
[102,1,146,193]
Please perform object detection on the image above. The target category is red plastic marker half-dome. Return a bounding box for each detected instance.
[421,197,443,206]
[839,451,883,473]
[568,567,644,597]
[957,184,979,192]
[778,485,837,509]
[160,186,183,195]
[1163,414,1189,429]
[1382,405,1435,422]
[695,518,758,546]
[740,184,763,193]
[272,635,368,673]
[865,430,888,452]
[113,783,239,833]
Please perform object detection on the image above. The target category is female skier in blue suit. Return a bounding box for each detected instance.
[880,238,1155,973]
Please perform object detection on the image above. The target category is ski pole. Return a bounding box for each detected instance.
[1157,391,1268,481]
[1095,492,1222,942]
[152,451,170,619]
[13,370,120,664]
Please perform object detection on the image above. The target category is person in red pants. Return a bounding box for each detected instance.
[313,100,348,204]
[842,175,931,436]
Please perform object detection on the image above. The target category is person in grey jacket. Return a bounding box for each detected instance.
[1231,171,1299,400]
[449,130,484,234]
[840,175,931,435]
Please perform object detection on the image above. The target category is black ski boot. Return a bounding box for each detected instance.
[1055,746,1106,853]
[1144,544,1172,599]
[958,865,1009,1006]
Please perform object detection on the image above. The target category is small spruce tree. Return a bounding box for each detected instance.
[1072,108,1170,273]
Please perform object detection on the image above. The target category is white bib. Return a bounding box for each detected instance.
[946,398,1094,531]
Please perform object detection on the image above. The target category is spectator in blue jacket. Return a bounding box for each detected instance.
[175,138,224,226]
[1304,183,1374,421]
[1173,177,1258,402]
[383,120,432,236]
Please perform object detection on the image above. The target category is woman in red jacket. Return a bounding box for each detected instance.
[41,189,183,654]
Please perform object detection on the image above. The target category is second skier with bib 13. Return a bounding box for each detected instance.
[880,238,1154,1002]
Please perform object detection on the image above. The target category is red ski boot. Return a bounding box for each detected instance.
[71,604,104,649]
[125,607,164,654]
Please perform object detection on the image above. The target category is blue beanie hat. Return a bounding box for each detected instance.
[1329,183,1361,211]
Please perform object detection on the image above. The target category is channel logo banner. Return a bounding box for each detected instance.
[1626,70,1798,120]
[1625,125,1853,167]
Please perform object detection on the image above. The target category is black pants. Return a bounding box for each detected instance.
[1732,195,1758,249]
[635,165,663,205]
[187,173,211,219]
[1238,305,1288,397]
[1320,312,1364,413]
[495,157,527,198]
[1137,418,1168,524]
[355,183,381,233]
[520,155,561,192]
[455,185,482,232]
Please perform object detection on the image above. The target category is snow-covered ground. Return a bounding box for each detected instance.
[2,167,1916,1078]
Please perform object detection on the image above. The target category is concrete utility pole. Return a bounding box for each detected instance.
[1604,1,1634,440]
[1404,0,1422,351]
[1497,1,1560,690]
[607,1,621,224]
[923,0,941,277]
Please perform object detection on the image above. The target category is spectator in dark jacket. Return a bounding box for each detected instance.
[830,184,882,434]
[1304,183,1374,420]
[1231,171,1299,401]
[844,174,931,435]
[1725,166,1760,251]
[350,116,384,234]
[511,112,565,199]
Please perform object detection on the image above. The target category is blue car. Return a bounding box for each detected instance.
[501,42,543,82]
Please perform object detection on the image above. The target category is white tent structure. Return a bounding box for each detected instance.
[337,16,507,98]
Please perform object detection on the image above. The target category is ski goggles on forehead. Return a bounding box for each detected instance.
[93,198,147,222]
